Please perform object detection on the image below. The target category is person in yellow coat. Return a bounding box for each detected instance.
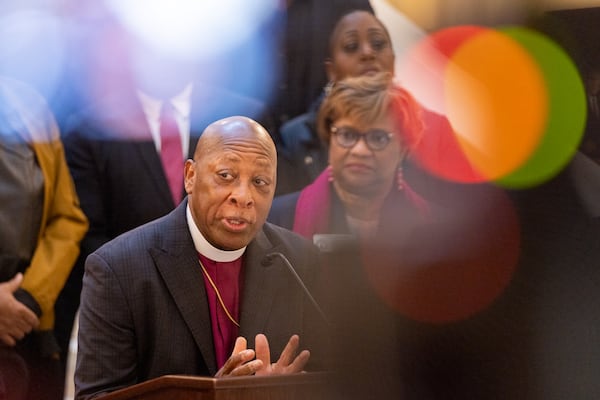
[0,76,88,400]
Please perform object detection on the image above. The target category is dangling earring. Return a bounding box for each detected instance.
[327,165,334,182]
[324,81,334,96]
[396,165,404,191]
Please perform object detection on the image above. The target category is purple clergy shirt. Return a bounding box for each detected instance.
[198,253,243,369]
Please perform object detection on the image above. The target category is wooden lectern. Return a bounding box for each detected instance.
[99,373,331,400]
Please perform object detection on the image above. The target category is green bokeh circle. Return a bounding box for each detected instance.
[497,27,587,188]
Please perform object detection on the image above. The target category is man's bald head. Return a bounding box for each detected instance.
[194,116,276,164]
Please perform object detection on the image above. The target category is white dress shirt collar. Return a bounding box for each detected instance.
[137,83,194,155]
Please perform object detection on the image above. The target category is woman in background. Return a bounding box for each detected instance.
[0,76,88,400]
[269,72,427,239]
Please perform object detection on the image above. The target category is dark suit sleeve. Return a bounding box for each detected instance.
[275,111,327,196]
[267,192,300,230]
[75,253,137,400]
[63,124,112,254]
[55,120,115,361]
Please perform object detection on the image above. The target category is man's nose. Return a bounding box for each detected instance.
[229,183,254,208]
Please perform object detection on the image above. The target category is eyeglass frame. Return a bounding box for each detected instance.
[330,125,395,151]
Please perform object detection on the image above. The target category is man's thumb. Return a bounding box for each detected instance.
[4,273,23,292]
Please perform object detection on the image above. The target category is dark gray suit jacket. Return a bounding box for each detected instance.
[75,200,322,399]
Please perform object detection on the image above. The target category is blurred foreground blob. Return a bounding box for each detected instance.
[361,185,520,323]
[399,25,586,188]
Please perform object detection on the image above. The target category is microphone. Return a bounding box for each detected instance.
[312,234,354,253]
[262,252,331,327]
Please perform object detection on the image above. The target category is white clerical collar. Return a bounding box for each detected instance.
[186,204,246,262]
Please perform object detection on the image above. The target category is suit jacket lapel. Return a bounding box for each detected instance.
[149,203,217,374]
[136,141,175,208]
[123,101,175,209]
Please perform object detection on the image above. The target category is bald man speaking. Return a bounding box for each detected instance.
[75,117,322,399]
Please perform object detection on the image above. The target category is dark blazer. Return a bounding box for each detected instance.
[276,108,327,196]
[54,84,271,360]
[269,184,429,238]
[75,200,322,399]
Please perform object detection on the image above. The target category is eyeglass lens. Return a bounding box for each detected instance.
[334,126,391,150]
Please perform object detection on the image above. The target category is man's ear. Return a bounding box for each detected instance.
[184,159,195,194]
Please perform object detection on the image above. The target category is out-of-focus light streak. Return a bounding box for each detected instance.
[0,8,66,101]
[105,0,278,60]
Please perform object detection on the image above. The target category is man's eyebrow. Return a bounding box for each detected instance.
[254,157,275,168]
[214,153,242,165]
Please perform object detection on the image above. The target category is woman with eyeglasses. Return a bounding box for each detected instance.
[269,72,428,240]
[275,9,395,196]
[267,71,429,399]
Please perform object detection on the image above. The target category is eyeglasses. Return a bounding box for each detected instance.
[330,125,394,151]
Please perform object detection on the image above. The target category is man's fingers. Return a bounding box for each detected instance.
[9,302,40,332]
[7,324,28,341]
[18,306,39,329]
[215,349,255,377]
[275,334,300,367]
[215,337,250,377]
[0,334,16,347]
[231,336,247,355]
[228,359,264,376]
[217,334,310,377]
[254,334,271,368]
[286,349,310,373]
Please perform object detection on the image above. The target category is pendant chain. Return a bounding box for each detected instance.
[199,260,240,328]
